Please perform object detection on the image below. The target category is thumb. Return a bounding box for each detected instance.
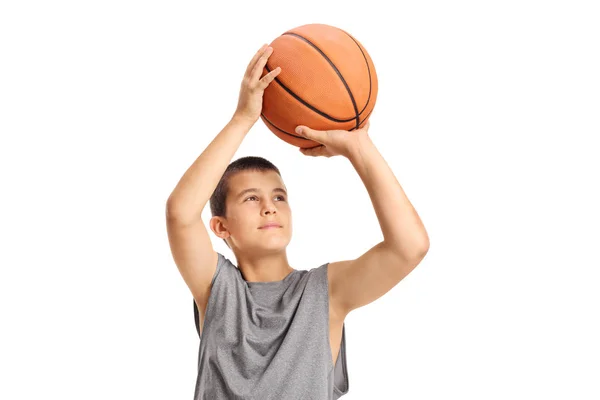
[295,125,326,142]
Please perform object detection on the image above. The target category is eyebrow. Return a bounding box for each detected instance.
[236,187,288,199]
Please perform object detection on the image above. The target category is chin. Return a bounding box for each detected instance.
[257,237,291,252]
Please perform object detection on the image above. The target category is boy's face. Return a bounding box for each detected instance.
[215,170,292,254]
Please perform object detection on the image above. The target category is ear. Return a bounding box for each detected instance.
[210,216,230,239]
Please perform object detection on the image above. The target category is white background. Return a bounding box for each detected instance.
[1,0,599,399]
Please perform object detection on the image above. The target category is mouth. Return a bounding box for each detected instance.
[259,225,282,229]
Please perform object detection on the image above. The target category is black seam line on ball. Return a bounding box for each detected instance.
[283,32,360,129]
[341,30,372,117]
[260,104,373,144]
[265,63,356,123]
[358,106,374,127]
[260,113,312,140]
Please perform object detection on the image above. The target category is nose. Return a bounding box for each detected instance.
[262,201,277,216]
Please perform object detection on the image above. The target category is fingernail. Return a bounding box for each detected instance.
[295,126,303,134]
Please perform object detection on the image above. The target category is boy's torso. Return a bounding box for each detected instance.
[196,272,345,367]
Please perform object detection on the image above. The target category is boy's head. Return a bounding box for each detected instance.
[209,156,292,257]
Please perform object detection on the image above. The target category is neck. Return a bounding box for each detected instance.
[235,251,295,283]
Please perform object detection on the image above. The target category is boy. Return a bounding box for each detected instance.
[166,44,429,399]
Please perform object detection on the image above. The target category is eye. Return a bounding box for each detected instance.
[244,195,286,202]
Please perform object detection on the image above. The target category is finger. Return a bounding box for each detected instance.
[295,125,327,143]
[250,46,274,82]
[258,66,281,89]
[244,44,268,76]
[299,145,327,157]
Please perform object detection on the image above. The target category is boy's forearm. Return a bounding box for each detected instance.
[166,116,254,223]
[347,134,429,259]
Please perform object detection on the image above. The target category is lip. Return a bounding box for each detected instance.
[259,223,282,229]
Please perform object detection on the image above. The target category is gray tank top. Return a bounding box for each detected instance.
[192,252,349,399]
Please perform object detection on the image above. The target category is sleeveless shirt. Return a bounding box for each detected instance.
[192,252,349,399]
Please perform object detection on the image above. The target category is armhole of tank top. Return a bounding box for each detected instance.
[324,262,349,395]
[203,252,228,335]
[323,262,334,374]
[210,252,227,287]
[195,252,227,339]
[333,323,349,395]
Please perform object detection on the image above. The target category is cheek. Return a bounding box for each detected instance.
[231,212,257,230]
[284,205,292,217]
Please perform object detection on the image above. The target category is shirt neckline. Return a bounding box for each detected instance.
[244,269,297,288]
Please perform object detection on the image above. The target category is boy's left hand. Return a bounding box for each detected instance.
[295,120,371,159]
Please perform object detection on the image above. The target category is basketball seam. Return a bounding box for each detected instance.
[260,113,321,149]
[282,32,360,129]
[341,30,373,118]
[260,105,373,139]
[261,113,309,140]
[265,63,356,123]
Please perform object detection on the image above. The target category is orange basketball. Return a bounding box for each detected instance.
[260,24,378,149]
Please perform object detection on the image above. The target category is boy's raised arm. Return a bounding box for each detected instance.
[294,122,430,317]
[165,44,280,318]
[166,44,280,222]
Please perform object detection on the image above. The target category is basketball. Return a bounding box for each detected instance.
[260,23,378,149]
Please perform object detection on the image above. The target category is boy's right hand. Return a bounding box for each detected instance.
[232,44,281,125]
